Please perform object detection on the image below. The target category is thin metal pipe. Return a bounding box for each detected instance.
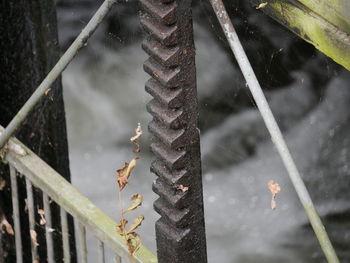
[43,193,54,263]
[208,0,339,262]
[25,178,39,262]
[78,222,87,263]
[60,208,71,263]
[0,0,117,150]
[9,166,23,263]
[97,240,105,263]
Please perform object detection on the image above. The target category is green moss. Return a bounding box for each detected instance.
[260,0,350,70]
[297,0,350,34]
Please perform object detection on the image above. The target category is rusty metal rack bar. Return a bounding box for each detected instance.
[139,0,208,262]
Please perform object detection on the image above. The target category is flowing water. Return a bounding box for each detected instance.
[58,2,350,262]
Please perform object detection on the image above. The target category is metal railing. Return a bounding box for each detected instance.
[0,0,343,262]
[1,126,157,263]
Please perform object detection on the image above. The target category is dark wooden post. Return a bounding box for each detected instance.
[139,0,208,262]
[0,0,76,262]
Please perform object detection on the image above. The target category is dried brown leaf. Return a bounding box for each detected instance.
[38,209,46,226]
[37,209,45,215]
[268,180,281,210]
[124,194,143,214]
[116,158,139,190]
[30,229,39,247]
[44,88,51,96]
[130,123,142,153]
[0,178,6,190]
[256,2,268,9]
[116,219,128,235]
[126,232,141,255]
[1,218,14,235]
[268,180,281,195]
[174,184,189,193]
[126,215,144,234]
[38,209,46,225]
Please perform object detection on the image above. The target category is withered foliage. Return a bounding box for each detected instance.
[130,123,142,153]
[38,209,46,225]
[268,180,281,210]
[30,229,39,247]
[0,217,14,235]
[115,124,145,255]
[116,158,139,190]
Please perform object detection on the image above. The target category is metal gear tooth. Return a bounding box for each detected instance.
[145,79,184,109]
[154,198,191,227]
[152,177,188,209]
[155,218,190,244]
[150,142,187,170]
[143,58,180,87]
[140,15,178,46]
[147,99,184,128]
[148,120,186,148]
[142,38,180,67]
[151,160,190,185]
[139,0,177,25]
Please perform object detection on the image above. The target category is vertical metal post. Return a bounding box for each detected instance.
[9,166,23,263]
[78,222,87,263]
[60,208,71,263]
[43,193,55,263]
[25,178,39,262]
[97,240,105,263]
[139,0,207,262]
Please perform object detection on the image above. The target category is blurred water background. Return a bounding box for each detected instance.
[56,0,350,262]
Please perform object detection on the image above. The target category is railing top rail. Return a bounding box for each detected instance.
[0,126,157,263]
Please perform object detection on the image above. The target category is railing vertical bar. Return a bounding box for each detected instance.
[97,240,105,263]
[9,165,23,263]
[78,222,87,263]
[114,255,122,263]
[43,193,55,263]
[25,178,39,262]
[60,208,71,263]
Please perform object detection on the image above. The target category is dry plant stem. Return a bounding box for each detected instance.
[118,188,128,245]
[209,0,339,262]
[0,0,117,150]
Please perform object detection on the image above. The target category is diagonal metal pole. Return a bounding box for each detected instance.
[209,0,339,262]
[139,0,208,262]
[0,0,117,150]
